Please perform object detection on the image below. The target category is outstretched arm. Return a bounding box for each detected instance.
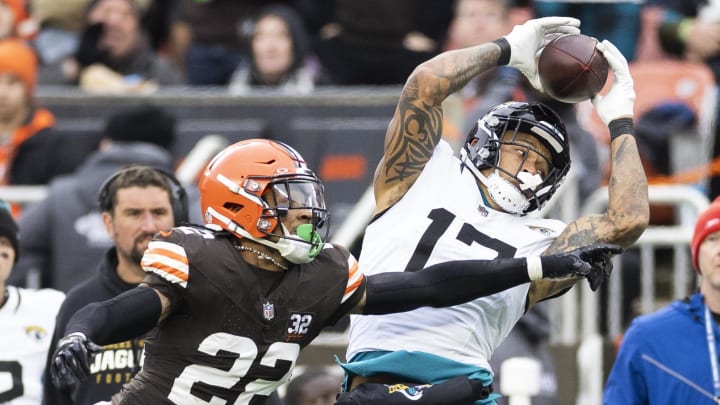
[529,41,650,305]
[49,285,172,389]
[373,17,581,215]
[351,244,621,315]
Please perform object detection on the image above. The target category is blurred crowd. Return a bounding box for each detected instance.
[2,0,713,198]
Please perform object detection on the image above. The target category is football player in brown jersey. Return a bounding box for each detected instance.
[48,139,621,405]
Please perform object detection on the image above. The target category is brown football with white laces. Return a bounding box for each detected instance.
[538,34,609,103]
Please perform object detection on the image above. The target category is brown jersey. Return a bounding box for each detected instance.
[111,226,365,404]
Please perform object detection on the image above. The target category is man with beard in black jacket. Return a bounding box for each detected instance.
[41,166,187,405]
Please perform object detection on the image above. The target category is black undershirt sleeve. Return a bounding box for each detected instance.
[362,257,530,315]
[64,286,162,345]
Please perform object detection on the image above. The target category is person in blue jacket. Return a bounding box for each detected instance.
[604,196,720,404]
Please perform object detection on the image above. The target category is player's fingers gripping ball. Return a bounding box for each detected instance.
[502,17,581,92]
[591,40,636,125]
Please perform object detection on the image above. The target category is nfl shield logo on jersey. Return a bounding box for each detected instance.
[263,301,275,321]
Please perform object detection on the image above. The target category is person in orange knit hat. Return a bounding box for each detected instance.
[0,38,103,195]
[0,38,55,188]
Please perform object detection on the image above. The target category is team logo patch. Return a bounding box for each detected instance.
[25,325,48,341]
[262,301,275,321]
[526,225,554,235]
[386,383,432,401]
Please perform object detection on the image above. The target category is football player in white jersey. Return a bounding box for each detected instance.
[338,17,649,405]
[0,203,65,404]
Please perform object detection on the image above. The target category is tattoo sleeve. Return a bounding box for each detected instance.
[529,134,649,304]
[380,43,503,191]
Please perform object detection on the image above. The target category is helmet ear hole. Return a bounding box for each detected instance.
[223,203,243,212]
[482,143,498,163]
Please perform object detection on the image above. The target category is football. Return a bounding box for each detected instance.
[537,34,609,103]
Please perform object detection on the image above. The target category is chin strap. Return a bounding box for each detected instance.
[482,170,530,214]
[460,151,529,214]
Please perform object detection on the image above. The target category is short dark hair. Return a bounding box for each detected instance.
[104,104,176,149]
[98,166,173,214]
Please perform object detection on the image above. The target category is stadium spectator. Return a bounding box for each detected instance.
[46,138,619,404]
[654,0,720,200]
[30,0,90,52]
[42,166,186,405]
[138,0,175,52]
[306,0,454,85]
[0,0,35,39]
[31,0,90,69]
[0,38,68,186]
[228,4,331,95]
[39,0,183,93]
[603,197,720,403]
[170,0,293,85]
[337,17,647,404]
[31,0,146,69]
[0,200,65,403]
[284,367,342,405]
[532,1,642,61]
[8,104,178,292]
[0,36,102,187]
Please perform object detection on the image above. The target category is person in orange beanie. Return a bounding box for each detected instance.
[0,38,53,186]
[0,37,36,89]
[0,38,91,188]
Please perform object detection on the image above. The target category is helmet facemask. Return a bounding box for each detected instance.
[258,175,329,263]
[460,102,571,215]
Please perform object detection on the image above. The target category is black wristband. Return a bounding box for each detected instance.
[493,38,511,66]
[608,118,634,142]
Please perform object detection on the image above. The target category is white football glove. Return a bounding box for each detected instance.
[591,40,635,125]
[503,17,581,92]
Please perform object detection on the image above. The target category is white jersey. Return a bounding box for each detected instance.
[346,141,566,372]
[0,286,65,404]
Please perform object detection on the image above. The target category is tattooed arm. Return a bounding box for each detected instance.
[372,43,503,215]
[528,40,650,306]
[528,134,649,305]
